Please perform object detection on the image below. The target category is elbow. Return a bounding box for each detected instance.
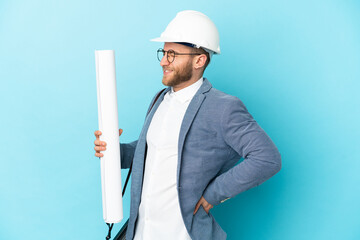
[274,160,281,175]
[272,151,282,175]
[263,150,281,178]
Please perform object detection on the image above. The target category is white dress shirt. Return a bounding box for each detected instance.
[134,78,203,240]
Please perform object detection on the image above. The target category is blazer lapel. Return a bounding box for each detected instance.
[177,79,212,184]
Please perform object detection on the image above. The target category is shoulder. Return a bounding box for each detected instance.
[204,87,247,111]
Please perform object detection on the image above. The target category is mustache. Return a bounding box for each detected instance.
[162,67,173,71]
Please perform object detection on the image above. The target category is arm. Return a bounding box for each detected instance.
[202,98,281,206]
[120,140,138,169]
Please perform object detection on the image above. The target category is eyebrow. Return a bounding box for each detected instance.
[164,49,176,53]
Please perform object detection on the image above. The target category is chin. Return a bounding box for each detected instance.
[162,77,173,87]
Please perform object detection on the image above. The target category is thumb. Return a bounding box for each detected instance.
[193,200,201,215]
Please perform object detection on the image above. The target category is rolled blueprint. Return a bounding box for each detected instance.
[95,50,123,223]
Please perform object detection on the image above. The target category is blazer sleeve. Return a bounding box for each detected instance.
[203,98,281,205]
[120,141,138,169]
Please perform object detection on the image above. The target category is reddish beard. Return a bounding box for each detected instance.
[162,60,193,87]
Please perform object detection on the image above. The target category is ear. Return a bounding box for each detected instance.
[193,54,207,70]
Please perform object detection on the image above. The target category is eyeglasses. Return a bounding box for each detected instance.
[157,48,201,63]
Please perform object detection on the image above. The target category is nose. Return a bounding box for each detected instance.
[160,53,170,66]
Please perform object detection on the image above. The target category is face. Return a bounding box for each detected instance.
[160,43,195,88]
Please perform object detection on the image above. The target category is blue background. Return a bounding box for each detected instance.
[1,0,359,239]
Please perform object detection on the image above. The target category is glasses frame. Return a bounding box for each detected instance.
[157,48,202,63]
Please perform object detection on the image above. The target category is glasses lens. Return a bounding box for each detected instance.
[167,50,175,63]
[157,49,165,62]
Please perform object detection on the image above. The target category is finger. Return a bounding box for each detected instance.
[95,152,104,157]
[94,146,106,152]
[204,203,213,214]
[94,140,107,146]
[119,129,123,136]
[94,130,102,138]
[193,201,201,215]
[204,205,210,214]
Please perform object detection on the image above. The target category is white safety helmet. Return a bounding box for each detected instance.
[151,10,221,56]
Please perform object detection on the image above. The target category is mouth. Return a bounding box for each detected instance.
[163,69,173,76]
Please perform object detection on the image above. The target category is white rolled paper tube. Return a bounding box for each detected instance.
[95,50,123,223]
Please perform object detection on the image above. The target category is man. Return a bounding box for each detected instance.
[94,10,281,240]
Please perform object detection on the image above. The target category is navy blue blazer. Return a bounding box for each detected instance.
[120,78,281,240]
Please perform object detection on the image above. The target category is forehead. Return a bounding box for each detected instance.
[163,42,193,52]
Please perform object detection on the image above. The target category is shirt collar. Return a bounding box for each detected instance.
[169,77,203,104]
